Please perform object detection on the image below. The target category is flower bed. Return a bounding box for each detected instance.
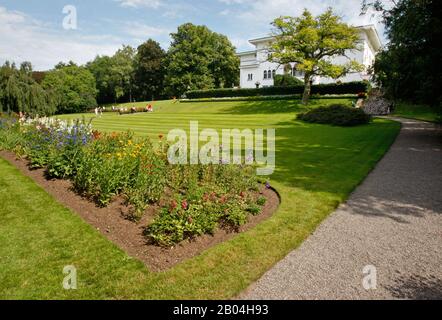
[0,113,273,248]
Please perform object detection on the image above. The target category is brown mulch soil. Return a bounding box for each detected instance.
[0,151,280,272]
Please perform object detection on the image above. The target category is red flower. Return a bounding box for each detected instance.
[170,200,177,211]
[181,200,188,210]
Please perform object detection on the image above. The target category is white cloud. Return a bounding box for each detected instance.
[123,22,171,38]
[219,0,385,44]
[219,0,246,4]
[219,9,231,16]
[115,0,162,8]
[0,6,122,70]
[230,37,254,50]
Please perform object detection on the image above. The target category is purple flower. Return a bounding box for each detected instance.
[265,181,271,189]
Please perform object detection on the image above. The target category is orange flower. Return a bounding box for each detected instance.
[92,130,101,140]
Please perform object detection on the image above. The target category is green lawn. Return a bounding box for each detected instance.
[0,99,400,299]
[393,102,441,123]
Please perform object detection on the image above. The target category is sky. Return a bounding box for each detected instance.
[0,0,385,71]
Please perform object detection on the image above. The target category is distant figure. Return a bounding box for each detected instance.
[94,107,99,116]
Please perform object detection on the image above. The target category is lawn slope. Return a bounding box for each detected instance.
[0,99,400,299]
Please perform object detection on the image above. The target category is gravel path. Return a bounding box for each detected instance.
[242,118,442,300]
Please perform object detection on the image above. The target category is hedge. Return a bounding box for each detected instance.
[185,81,369,99]
[180,94,359,103]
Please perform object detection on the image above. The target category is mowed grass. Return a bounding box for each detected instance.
[392,101,441,123]
[0,99,401,299]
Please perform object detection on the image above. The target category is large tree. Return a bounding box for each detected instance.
[0,61,56,115]
[42,61,97,114]
[270,8,363,104]
[86,55,117,104]
[208,33,240,89]
[111,45,136,103]
[133,39,166,101]
[365,0,441,106]
[164,23,239,97]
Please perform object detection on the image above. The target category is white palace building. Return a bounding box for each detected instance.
[237,25,382,89]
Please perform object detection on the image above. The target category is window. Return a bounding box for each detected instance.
[295,69,305,77]
[272,70,276,78]
[263,70,267,79]
[268,70,272,79]
[248,73,253,81]
[293,65,305,77]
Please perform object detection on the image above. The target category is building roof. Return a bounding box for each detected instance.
[236,50,257,56]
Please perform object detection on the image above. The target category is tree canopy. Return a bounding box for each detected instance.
[270,8,363,104]
[42,62,97,114]
[164,23,239,97]
[368,0,441,106]
[0,61,57,115]
[133,39,166,101]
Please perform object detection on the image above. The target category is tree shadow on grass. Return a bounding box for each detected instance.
[271,117,441,221]
[217,99,314,115]
[270,119,379,197]
[217,98,354,115]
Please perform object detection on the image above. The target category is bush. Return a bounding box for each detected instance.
[297,104,371,126]
[0,114,24,152]
[185,81,369,99]
[273,74,304,87]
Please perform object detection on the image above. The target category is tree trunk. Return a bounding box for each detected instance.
[302,74,312,105]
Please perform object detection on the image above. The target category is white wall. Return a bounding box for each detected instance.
[239,29,377,88]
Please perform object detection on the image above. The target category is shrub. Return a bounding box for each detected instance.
[185,81,369,99]
[273,74,304,87]
[145,191,259,246]
[145,203,220,247]
[0,115,24,152]
[256,196,267,206]
[297,104,371,126]
[246,204,261,215]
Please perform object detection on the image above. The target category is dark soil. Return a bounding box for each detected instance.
[0,151,280,272]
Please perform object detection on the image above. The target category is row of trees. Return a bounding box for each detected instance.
[0,23,240,114]
[0,61,99,115]
[87,23,239,105]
